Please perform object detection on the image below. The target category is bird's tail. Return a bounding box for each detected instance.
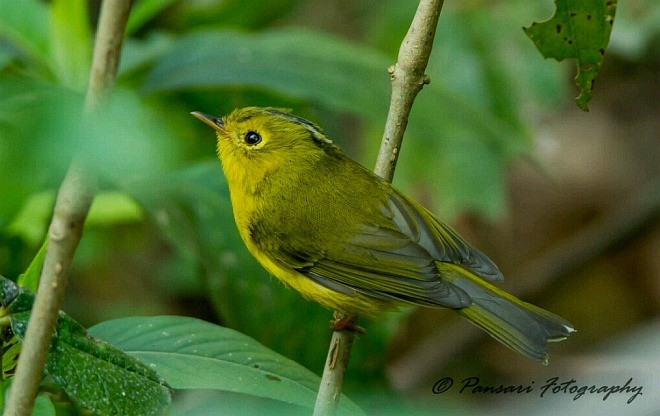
[438,263,575,364]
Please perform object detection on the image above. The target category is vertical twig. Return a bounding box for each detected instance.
[375,0,444,182]
[84,0,131,111]
[312,1,445,415]
[4,1,132,415]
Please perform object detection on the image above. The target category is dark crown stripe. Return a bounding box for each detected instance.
[264,108,332,146]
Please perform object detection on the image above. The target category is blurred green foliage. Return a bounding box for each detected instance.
[0,0,655,414]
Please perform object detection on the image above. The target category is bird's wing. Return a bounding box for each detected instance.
[383,189,504,281]
[267,189,502,309]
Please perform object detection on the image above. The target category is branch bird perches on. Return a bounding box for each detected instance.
[313,1,445,415]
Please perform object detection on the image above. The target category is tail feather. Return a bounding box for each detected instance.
[438,263,575,364]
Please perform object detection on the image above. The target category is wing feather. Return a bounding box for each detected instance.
[386,191,503,281]
[262,186,501,309]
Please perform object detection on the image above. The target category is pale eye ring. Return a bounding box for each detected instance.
[244,130,262,146]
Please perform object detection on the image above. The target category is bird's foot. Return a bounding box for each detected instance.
[330,312,365,334]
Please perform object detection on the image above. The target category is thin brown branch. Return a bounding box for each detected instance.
[313,332,355,416]
[4,1,132,415]
[313,1,445,415]
[374,0,444,182]
[85,0,131,110]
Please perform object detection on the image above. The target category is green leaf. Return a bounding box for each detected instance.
[524,0,618,110]
[0,335,20,379]
[167,390,303,416]
[119,33,174,75]
[0,0,51,73]
[17,238,48,291]
[6,190,143,247]
[88,316,364,415]
[144,28,391,120]
[210,0,297,30]
[50,0,92,90]
[2,277,172,416]
[165,0,297,33]
[86,191,144,227]
[125,0,180,36]
[32,394,56,416]
[0,46,12,69]
[5,191,55,247]
[42,325,171,416]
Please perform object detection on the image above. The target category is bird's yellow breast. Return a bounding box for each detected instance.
[228,184,391,318]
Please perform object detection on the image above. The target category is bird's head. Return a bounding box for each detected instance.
[192,107,338,192]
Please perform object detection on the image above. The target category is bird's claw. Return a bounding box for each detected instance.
[330,312,365,334]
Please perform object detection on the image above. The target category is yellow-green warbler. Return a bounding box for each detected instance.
[192,107,574,364]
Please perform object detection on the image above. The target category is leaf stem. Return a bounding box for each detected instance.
[312,1,444,415]
[3,2,131,415]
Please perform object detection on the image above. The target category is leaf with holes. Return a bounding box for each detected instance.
[524,0,617,110]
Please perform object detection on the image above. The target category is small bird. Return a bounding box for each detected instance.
[192,107,574,364]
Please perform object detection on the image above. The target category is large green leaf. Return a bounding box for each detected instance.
[524,0,618,110]
[144,28,391,120]
[167,389,308,416]
[199,0,298,31]
[1,277,172,416]
[88,316,364,415]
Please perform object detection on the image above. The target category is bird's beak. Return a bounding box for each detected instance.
[191,111,225,133]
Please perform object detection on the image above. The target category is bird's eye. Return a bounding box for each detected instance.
[244,131,262,146]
